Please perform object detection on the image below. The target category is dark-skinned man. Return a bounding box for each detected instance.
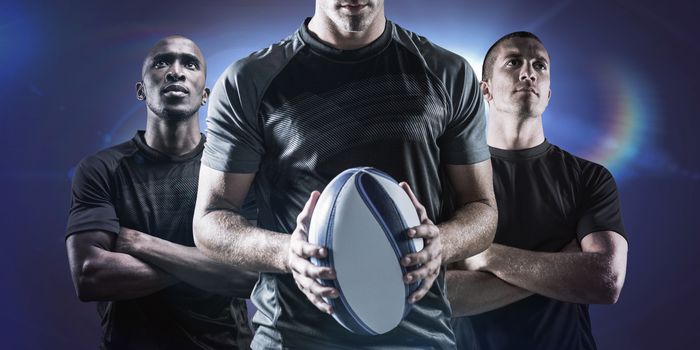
[192,0,498,348]
[65,36,257,349]
[448,31,629,350]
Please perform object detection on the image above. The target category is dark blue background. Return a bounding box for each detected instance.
[2,0,697,348]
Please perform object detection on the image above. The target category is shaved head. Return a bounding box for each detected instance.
[137,35,209,120]
[141,35,206,78]
[482,31,544,82]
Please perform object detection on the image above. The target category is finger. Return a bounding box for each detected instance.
[306,291,334,314]
[289,254,336,279]
[399,182,429,222]
[293,270,338,298]
[403,258,440,283]
[402,234,441,266]
[307,278,339,298]
[401,245,440,267]
[290,238,328,259]
[407,269,439,304]
[297,191,321,230]
[406,223,439,239]
[290,226,308,239]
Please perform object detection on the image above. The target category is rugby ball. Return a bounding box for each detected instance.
[308,167,424,335]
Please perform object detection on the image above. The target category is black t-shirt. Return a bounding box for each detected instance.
[66,131,253,350]
[203,18,489,349]
[451,140,627,350]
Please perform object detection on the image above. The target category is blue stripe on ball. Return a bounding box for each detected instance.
[314,169,376,335]
[355,171,419,320]
[310,167,421,335]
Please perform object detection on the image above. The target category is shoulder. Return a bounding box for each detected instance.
[549,144,615,185]
[217,33,303,89]
[392,23,474,79]
[75,139,137,178]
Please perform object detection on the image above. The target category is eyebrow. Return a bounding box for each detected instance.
[151,52,202,66]
[501,53,549,64]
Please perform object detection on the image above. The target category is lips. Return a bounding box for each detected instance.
[340,2,368,10]
[162,84,189,93]
[515,86,539,96]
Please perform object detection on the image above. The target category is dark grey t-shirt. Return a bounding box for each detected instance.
[203,19,489,349]
[66,131,253,350]
[451,141,627,350]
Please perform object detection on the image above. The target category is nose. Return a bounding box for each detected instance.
[165,63,185,82]
[519,64,536,82]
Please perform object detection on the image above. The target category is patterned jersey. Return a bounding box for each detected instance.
[203,18,489,349]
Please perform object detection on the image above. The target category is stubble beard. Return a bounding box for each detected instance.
[510,93,544,119]
[147,100,198,123]
[333,5,378,33]
[343,14,373,32]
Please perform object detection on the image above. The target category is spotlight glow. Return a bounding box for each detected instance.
[583,63,656,180]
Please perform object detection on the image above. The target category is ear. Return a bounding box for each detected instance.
[547,88,552,102]
[480,80,492,102]
[135,81,146,101]
[201,87,211,106]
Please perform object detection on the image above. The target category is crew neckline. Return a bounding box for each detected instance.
[133,130,205,162]
[489,139,552,160]
[298,17,393,62]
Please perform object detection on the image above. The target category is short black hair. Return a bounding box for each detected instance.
[482,31,544,82]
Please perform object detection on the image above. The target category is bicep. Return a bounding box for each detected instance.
[444,160,495,206]
[195,164,256,214]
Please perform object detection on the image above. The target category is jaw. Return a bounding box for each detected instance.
[503,94,546,119]
[147,100,199,122]
[321,0,383,33]
[333,11,376,32]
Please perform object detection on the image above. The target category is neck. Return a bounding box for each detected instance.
[144,112,201,156]
[487,108,545,150]
[307,13,385,50]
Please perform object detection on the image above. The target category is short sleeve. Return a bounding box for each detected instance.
[202,61,266,173]
[437,58,489,165]
[65,157,120,238]
[576,164,627,241]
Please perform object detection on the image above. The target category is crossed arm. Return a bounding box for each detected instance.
[447,231,628,317]
[66,228,258,302]
[192,160,497,313]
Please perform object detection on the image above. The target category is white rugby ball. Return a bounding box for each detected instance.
[308,167,424,335]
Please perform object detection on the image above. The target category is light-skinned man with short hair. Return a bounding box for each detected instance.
[448,31,629,350]
[193,0,498,348]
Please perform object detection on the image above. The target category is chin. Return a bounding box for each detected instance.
[337,17,370,32]
[515,107,540,118]
[159,107,198,121]
[336,10,377,32]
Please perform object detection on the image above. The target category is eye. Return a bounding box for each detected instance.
[505,59,521,68]
[185,61,200,70]
[533,61,547,70]
[153,60,168,69]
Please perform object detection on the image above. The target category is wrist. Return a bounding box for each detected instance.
[282,237,292,273]
[127,229,150,257]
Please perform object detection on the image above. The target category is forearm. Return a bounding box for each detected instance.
[439,200,497,264]
[446,269,532,317]
[482,244,621,304]
[76,250,175,301]
[193,209,290,273]
[128,234,258,298]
